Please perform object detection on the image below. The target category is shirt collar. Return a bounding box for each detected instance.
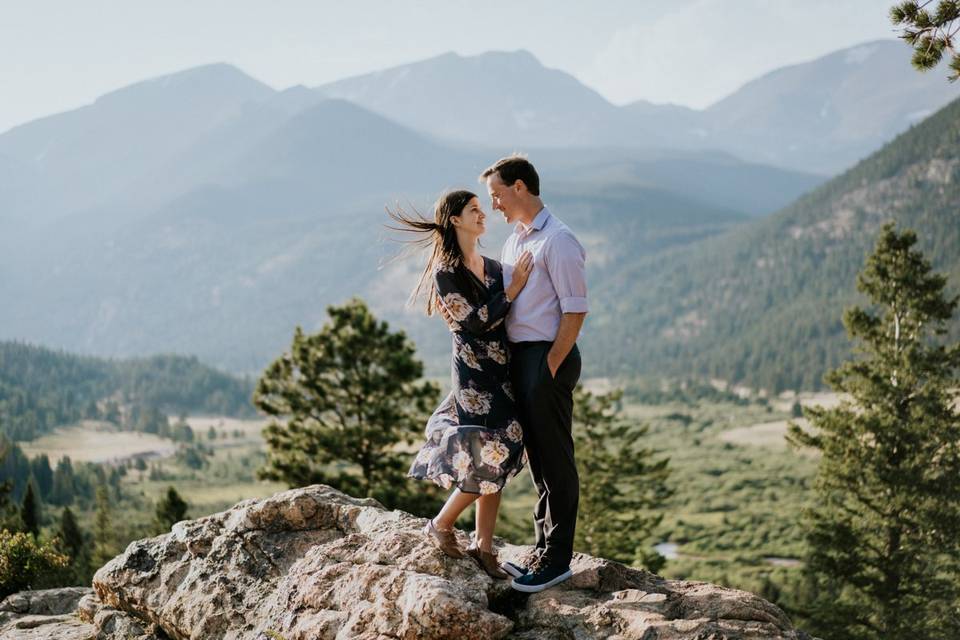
[516,206,551,237]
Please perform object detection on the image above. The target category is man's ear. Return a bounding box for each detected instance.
[513,179,526,195]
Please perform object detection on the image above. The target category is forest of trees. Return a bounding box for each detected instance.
[0,418,200,597]
[0,342,256,441]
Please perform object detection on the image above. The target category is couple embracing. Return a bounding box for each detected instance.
[392,155,587,593]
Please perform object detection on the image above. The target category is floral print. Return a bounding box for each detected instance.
[415,447,433,465]
[456,341,483,371]
[479,481,500,495]
[480,440,510,467]
[408,256,525,494]
[506,420,523,443]
[442,292,472,322]
[457,385,493,415]
[485,341,507,365]
[452,450,472,480]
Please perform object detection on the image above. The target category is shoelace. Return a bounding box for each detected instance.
[526,554,545,574]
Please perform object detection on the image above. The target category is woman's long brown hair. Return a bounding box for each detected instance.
[385,189,476,315]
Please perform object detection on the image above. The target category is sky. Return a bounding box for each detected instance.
[1,0,901,134]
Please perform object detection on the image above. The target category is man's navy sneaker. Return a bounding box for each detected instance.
[501,549,544,579]
[510,562,573,592]
[501,560,529,578]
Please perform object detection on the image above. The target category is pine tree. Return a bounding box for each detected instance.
[254,298,440,516]
[30,455,53,501]
[57,506,84,560]
[788,222,960,640]
[92,482,114,568]
[155,486,189,533]
[0,480,22,532]
[50,457,75,506]
[573,386,672,571]
[890,1,960,80]
[108,466,123,501]
[19,479,40,538]
[57,506,90,584]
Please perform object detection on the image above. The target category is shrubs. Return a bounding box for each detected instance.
[0,529,69,599]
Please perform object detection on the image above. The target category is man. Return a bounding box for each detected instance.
[480,154,588,592]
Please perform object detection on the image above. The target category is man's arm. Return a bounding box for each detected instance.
[543,231,588,377]
[548,312,586,377]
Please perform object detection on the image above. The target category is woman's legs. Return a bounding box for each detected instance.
[434,489,479,531]
[474,491,502,552]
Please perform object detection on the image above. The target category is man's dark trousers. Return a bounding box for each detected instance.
[509,340,581,568]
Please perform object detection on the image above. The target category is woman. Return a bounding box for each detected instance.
[388,189,533,579]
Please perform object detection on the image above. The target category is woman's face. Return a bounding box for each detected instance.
[452,196,486,237]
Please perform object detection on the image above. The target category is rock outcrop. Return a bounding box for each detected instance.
[0,586,167,639]
[0,587,95,639]
[2,485,817,639]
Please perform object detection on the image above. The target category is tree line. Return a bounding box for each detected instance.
[0,344,256,441]
[0,431,192,598]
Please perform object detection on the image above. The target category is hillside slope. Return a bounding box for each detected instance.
[585,95,960,391]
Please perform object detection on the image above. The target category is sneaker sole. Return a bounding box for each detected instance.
[501,562,526,579]
[510,568,573,593]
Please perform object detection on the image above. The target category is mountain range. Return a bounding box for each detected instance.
[586,91,960,391]
[2,40,958,390]
[315,40,960,174]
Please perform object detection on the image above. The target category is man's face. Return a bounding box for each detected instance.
[486,173,521,224]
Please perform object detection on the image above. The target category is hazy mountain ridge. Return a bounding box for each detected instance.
[0,63,274,229]
[0,58,822,373]
[315,50,626,148]
[583,94,960,391]
[312,40,960,174]
[2,43,955,388]
[2,177,751,374]
[702,40,960,172]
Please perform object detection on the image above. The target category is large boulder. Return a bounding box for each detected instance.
[5,485,819,639]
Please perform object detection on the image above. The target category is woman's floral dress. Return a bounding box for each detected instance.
[408,255,526,495]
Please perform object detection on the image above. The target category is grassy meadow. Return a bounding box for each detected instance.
[20,421,177,464]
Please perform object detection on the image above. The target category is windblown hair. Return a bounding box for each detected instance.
[385,189,477,315]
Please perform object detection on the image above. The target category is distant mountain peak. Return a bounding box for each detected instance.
[181,62,262,82]
[94,62,273,105]
[277,84,315,98]
[844,42,881,64]
[328,48,546,82]
[474,48,542,65]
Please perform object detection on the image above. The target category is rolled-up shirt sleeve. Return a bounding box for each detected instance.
[544,231,588,314]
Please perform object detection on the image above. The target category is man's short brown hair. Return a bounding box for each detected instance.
[479,154,540,196]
